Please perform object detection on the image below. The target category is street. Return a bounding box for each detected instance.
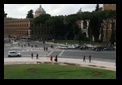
[4,40,116,62]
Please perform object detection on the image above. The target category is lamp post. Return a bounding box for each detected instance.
[63,16,68,44]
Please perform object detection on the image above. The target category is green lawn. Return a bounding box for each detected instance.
[4,64,116,79]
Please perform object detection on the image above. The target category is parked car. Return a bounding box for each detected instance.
[103,46,115,51]
[57,45,68,50]
[8,51,21,57]
[79,45,88,50]
[73,44,80,49]
[92,46,105,51]
[67,44,75,49]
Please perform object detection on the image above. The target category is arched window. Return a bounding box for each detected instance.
[83,20,87,29]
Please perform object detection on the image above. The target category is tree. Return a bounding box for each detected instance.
[66,14,79,40]
[76,29,82,44]
[101,10,116,45]
[26,9,34,18]
[95,4,99,12]
[109,19,116,46]
[33,14,51,25]
[89,12,101,42]
[4,11,7,17]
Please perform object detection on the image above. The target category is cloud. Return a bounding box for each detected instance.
[4,4,103,18]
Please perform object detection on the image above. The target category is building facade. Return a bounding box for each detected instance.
[103,4,116,10]
[34,5,46,18]
[29,23,53,41]
[76,4,116,43]
[102,4,116,43]
[4,5,52,40]
[4,17,30,38]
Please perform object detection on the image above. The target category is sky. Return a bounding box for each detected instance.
[4,4,103,18]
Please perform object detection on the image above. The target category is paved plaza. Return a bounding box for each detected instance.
[4,57,116,71]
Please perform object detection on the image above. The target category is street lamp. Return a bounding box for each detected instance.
[63,16,68,44]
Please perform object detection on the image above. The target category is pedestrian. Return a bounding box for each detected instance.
[28,43,30,46]
[83,55,86,62]
[54,55,58,62]
[46,47,48,51]
[50,55,53,62]
[36,53,39,59]
[115,60,116,66]
[89,55,91,63]
[31,53,33,59]
[44,47,45,51]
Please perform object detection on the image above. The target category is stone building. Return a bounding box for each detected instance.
[4,17,31,39]
[4,5,52,40]
[76,4,116,43]
[103,4,116,10]
[29,23,53,41]
[34,5,46,18]
[102,4,116,43]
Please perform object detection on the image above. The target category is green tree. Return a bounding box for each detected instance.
[33,14,51,25]
[26,9,33,18]
[66,14,79,40]
[109,19,116,46]
[89,12,101,42]
[95,4,99,12]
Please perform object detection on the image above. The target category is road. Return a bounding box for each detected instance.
[4,40,116,62]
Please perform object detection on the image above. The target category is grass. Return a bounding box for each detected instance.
[4,64,116,79]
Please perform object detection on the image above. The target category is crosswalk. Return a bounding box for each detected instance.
[9,46,44,52]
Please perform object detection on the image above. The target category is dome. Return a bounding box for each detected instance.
[35,5,46,14]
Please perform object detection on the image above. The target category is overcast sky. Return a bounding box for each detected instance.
[4,4,103,18]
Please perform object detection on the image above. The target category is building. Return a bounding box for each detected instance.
[103,4,116,10]
[29,23,53,41]
[4,17,31,39]
[4,5,52,40]
[76,8,94,41]
[34,5,46,18]
[102,4,116,43]
[76,4,116,43]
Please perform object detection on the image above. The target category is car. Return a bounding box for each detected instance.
[57,45,68,50]
[8,51,22,57]
[79,45,88,50]
[103,46,115,51]
[92,46,106,51]
[73,44,80,49]
[67,44,75,49]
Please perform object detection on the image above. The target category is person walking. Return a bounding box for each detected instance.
[54,55,58,62]
[115,60,116,66]
[46,47,48,51]
[50,55,53,62]
[89,55,91,63]
[44,47,45,51]
[83,55,86,62]
[36,53,39,59]
[31,52,33,59]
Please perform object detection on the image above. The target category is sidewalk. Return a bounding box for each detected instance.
[4,57,116,71]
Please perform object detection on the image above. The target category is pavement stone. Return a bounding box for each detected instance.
[4,57,116,71]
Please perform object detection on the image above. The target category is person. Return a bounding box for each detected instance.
[31,53,33,59]
[115,60,116,66]
[54,55,58,62]
[50,55,53,62]
[46,47,48,51]
[44,47,45,51]
[89,55,91,63]
[36,53,39,59]
[83,56,86,62]
[28,43,30,46]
